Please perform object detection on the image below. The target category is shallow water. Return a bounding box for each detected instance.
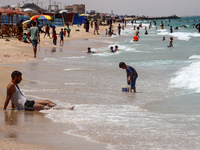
[15,17,200,149]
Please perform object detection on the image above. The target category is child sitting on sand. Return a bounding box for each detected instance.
[23,33,29,43]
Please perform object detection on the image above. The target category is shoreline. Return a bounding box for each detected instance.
[0,24,112,149]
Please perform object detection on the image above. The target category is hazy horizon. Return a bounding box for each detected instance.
[0,0,200,17]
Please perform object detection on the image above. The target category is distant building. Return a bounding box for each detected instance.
[89,10,96,15]
[65,4,85,14]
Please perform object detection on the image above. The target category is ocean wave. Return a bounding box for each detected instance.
[64,68,82,71]
[158,31,200,41]
[93,51,121,57]
[61,56,86,59]
[43,56,86,62]
[64,83,86,85]
[189,55,200,60]
[170,61,200,93]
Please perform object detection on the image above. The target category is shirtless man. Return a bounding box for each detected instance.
[133,27,139,41]
[44,24,50,38]
[4,71,74,111]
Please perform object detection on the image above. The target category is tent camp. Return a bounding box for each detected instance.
[62,12,86,25]
[73,13,86,25]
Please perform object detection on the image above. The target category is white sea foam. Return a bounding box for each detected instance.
[61,56,86,59]
[94,52,120,57]
[64,68,81,71]
[43,56,86,62]
[102,40,115,44]
[40,103,200,149]
[43,58,57,62]
[64,83,86,85]
[170,61,200,93]
[158,31,200,41]
[189,55,200,60]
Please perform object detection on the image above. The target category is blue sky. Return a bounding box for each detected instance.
[1,0,200,17]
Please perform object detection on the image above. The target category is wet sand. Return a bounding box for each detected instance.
[0,24,113,149]
[0,110,107,150]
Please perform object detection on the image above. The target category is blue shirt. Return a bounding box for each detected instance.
[126,65,138,78]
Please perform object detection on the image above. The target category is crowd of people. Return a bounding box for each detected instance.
[17,20,72,58]
[4,17,200,111]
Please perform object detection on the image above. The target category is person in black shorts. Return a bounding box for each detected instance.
[4,71,74,111]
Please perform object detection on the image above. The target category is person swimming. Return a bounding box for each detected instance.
[162,37,166,41]
[87,47,95,53]
[114,45,118,52]
[110,46,115,52]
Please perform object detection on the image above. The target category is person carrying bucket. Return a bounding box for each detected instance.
[119,62,138,93]
[133,27,139,41]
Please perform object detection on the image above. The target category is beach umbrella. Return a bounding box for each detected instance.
[0,7,5,28]
[0,7,5,13]
[22,20,31,28]
[3,7,16,36]
[30,15,54,21]
[3,7,15,25]
[13,9,26,24]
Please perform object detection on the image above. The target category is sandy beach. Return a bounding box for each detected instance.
[0,24,111,149]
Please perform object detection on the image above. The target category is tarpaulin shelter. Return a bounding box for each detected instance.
[0,7,5,28]
[13,9,26,24]
[62,12,74,25]
[73,13,86,25]
[3,7,14,25]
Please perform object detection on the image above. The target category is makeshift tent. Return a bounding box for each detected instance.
[73,13,86,25]
[62,12,74,25]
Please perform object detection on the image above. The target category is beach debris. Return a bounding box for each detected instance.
[3,54,10,57]
[5,39,10,41]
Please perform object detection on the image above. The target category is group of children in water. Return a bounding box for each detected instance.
[132,22,174,48]
[87,45,119,53]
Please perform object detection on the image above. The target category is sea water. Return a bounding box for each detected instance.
[15,16,200,150]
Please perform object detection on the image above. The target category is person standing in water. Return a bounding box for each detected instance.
[133,27,139,41]
[196,23,200,33]
[161,21,164,29]
[170,26,173,33]
[168,37,173,48]
[119,62,138,93]
[118,24,122,36]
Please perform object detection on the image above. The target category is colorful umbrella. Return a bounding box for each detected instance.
[30,15,54,21]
